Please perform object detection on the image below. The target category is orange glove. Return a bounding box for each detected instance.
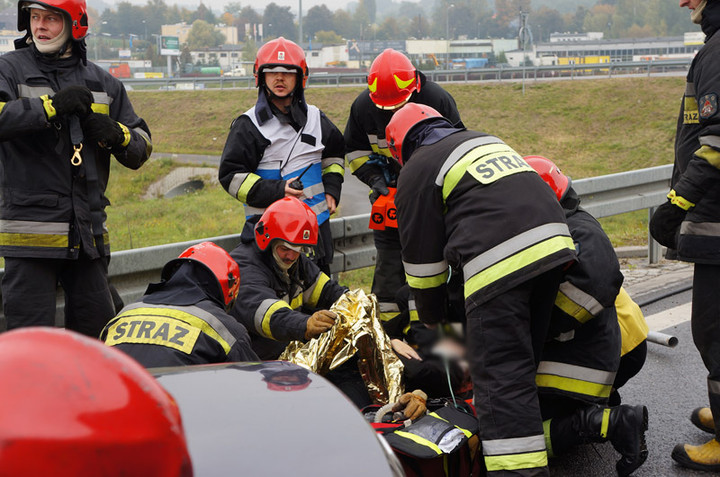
[393,389,428,420]
[304,310,337,340]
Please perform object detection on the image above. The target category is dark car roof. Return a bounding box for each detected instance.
[153,361,401,476]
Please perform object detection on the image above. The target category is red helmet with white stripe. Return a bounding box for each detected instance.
[255,197,318,251]
[386,103,443,165]
[18,0,88,40]
[254,37,309,89]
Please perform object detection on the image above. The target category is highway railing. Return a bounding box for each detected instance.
[123,59,691,91]
[0,164,672,329]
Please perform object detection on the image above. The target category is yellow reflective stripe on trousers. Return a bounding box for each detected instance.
[536,373,613,399]
[404,259,449,290]
[543,420,554,458]
[117,306,234,354]
[465,235,575,299]
[322,163,345,176]
[484,451,548,472]
[0,102,5,114]
[406,270,449,290]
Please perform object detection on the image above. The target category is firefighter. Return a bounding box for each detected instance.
[0,0,152,337]
[100,241,258,367]
[0,327,193,477]
[525,155,649,477]
[343,48,463,331]
[386,104,577,476]
[649,0,720,471]
[218,37,345,275]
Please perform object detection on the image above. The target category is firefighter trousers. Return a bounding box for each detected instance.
[691,263,720,441]
[372,227,405,323]
[467,267,563,476]
[2,254,116,338]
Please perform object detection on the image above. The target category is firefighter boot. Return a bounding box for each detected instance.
[691,407,715,434]
[575,404,649,477]
[672,438,720,472]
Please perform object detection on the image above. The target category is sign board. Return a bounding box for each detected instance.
[161,36,181,56]
[346,40,405,61]
[118,49,131,58]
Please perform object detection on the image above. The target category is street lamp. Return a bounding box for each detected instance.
[445,3,454,69]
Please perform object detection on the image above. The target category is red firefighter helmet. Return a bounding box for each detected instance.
[17,0,89,40]
[386,103,443,165]
[161,241,241,308]
[0,327,193,477]
[367,49,420,110]
[254,37,309,89]
[255,197,318,251]
[524,155,571,201]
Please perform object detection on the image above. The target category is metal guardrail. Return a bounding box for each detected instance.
[0,164,673,328]
[123,59,691,91]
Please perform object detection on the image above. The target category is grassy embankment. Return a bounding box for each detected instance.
[110,77,684,288]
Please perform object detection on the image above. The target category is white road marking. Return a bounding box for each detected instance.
[646,302,692,331]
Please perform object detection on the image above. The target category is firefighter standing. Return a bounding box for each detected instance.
[343,48,462,328]
[386,104,577,476]
[526,156,649,477]
[649,0,720,471]
[218,37,345,275]
[0,0,152,337]
[100,242,258,367]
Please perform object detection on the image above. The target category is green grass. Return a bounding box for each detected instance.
[105,77,686,288]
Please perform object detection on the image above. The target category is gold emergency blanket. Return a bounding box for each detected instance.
[279,289,404,404]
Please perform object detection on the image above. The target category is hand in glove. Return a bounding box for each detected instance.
[368,175,390,204]
[649,202,686,249]
[649,189,694,249]
[82,112,127,149]
[304,309,337,340]
[392,390,428,421]
[52,85,93,118]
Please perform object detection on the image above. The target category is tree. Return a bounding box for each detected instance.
[236,6,262,40]
[305,5,335,38]
[315,30,343,44]
[263,3,296,40]
[186,19,225,49]
[493,0,531,29]
[533,6,564,42]
[583,5,615,37]
[332,9,354,39]
[224,2,243,16]
[407,13,431,39]
[193,3,217,25]
[242,37,258,61]
[376,17,402,40]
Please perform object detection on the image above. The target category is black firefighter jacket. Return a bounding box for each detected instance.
[672,4,720,264]
[230,241,348,360]
[395,129,577,324]
[537,188,623,405]
[343,72,463,186]
[100,263,259,367]
[0,45,151,260]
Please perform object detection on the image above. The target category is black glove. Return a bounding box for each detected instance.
[649,201,687,249]
[82,112,126,148]
[368,175,390,204]
[52,85,93,118]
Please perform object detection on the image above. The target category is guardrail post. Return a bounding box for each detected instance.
[648,206,662,264]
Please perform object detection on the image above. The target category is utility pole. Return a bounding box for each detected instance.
[298,0,303,46]
[518,10,533,96]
